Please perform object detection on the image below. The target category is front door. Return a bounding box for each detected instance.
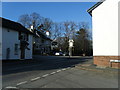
[21,48,25,59]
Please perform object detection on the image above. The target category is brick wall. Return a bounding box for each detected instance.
[94,56,120,68]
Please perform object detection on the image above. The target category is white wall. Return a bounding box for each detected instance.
[92,0,119,56]
[2,27,33,60]
[0,26,2,60]
[2,27,20,60]
[118,1,120,55]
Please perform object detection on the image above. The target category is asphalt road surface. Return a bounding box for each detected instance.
[2,56,118,89]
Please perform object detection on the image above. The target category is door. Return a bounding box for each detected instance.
[6,48,10,59]
[21,48,25,59]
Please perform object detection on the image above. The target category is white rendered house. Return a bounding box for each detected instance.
[87,0,120,68]
[1,17,33,60]
[33,30,52,55]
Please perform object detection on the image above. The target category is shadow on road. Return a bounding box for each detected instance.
[2,56,93,75]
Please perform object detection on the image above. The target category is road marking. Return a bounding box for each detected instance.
[42,74,49,77]
[71,68,74,70]
[67,67,71,69]
[62,68,66,71]
[56,70,61,72]
[50,72,56,74]
[31,77,40,81]
[6,86,17,89]
[16,81,27,86]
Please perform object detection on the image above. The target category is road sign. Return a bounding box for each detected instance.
[69,39,74,47]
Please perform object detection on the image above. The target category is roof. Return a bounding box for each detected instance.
[1,17,52,41]
[87,0,106,16]
[1,17,34,35]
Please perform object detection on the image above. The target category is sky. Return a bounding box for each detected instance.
[2,2,96,29]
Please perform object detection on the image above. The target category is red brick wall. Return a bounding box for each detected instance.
[94,56,120,68]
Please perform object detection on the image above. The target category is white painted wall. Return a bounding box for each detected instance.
[118,1,120,55]
[92,0,120,56]
[2,27,33,60]
[0,26,2,60]
[2,27,20,60]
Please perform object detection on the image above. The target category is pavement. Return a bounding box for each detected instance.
[11,67,118,88]
[1,56,119,89]
[74,58,119,74]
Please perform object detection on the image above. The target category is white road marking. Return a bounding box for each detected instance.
[62,68,66,71]
[31,77,40,81]
[6,86,17,89]
[16,81,27,86]
[67,67,71,69]
[42,74,49,77]
[50,72,56,74]
[71,68,74,70]
[56,70,61,72]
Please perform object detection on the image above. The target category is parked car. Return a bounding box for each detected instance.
[55,52,63,56]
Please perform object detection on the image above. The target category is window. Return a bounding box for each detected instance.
[18,32,29,41]
[14,44,19,55]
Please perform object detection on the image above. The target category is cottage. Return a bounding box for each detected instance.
[0,17,33,60]
[87,0,120,68]
[32,29,52,55]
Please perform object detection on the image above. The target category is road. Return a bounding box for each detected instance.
[2,56,118,89]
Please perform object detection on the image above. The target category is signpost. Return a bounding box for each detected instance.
[68,39,74,57]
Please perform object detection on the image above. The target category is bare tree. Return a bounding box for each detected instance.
[30,12,43,29]
[52,22,63,40]
[56,21,77,53]
[78,22,89,30]
[18,12,53,37]
[63,21,76,39]
[18,12,43,29]
[18,14,31,28]
[41,18,53,37]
